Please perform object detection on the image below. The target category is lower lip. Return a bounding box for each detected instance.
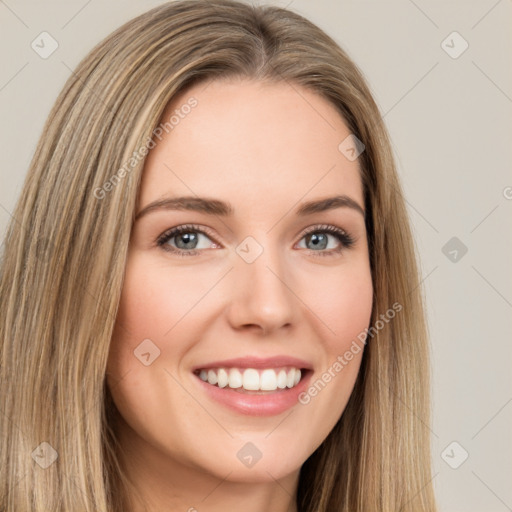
[193,370,313,416]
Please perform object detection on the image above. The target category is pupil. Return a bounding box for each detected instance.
[177,232,197,249]
[309,233,327,250]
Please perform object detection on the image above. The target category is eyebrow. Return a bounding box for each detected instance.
[135,194,365,221]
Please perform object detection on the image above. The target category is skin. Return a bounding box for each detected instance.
[106,78,373,512]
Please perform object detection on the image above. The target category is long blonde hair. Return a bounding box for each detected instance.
[0,1,437,510]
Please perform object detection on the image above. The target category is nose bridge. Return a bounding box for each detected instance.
[228,235,296,333]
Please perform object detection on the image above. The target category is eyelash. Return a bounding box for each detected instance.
[156,223,356,258]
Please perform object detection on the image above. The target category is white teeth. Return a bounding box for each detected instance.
[197,367,304,391]
[286,368,295,388]
[217,368,228,388]
[277,369,287,389]
[242,369,260,390]
[207,369,217,385]
[228,368,242,389]
[260,369,277,391]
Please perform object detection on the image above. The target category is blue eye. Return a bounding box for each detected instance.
[156,223,355,257]
[156,224,216,256]
[297,224,355,257]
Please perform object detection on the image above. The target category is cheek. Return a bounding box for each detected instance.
[107,254,189,371]
[307,262,374,348]
[293,265,372,450]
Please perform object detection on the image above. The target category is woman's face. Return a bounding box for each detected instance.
[107,79,373,486]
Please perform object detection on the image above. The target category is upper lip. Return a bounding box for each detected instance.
[192,356,313,372]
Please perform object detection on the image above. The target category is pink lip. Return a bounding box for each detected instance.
[193,369,313,417]
[191,355,313,372]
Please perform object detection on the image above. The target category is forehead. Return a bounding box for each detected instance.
[138,79,364,214]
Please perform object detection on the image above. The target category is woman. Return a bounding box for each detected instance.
[0,1,437,511]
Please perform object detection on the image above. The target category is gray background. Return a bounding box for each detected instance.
[1,1,511,510]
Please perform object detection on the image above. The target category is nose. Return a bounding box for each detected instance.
[226,242,297,336]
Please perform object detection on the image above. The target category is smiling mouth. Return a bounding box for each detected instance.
[193,366,309,393]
